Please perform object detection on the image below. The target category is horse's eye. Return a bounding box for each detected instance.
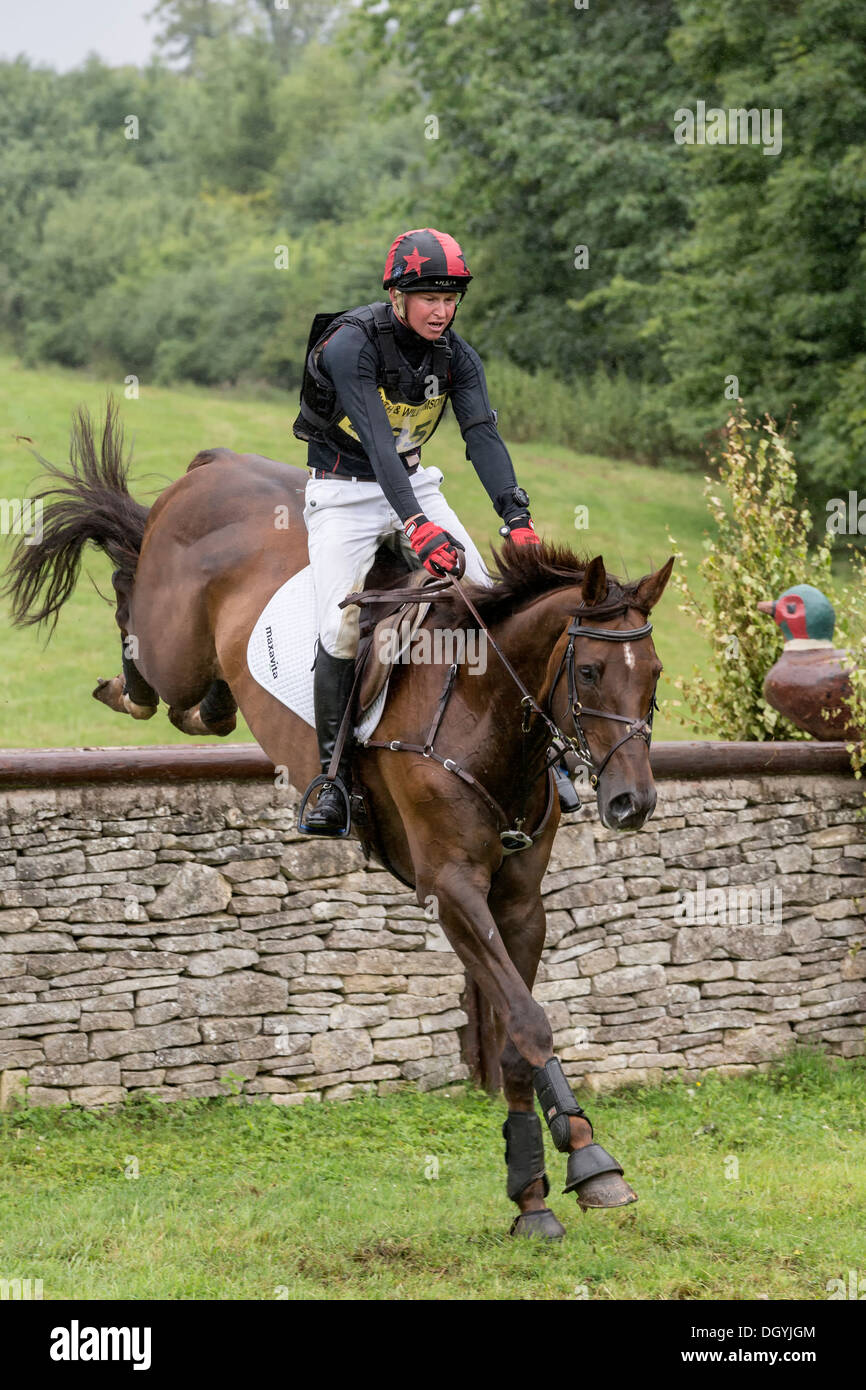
[578,665,598,682]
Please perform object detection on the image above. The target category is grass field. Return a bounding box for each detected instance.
[0,352,719,746]
[0,1050,863,1300]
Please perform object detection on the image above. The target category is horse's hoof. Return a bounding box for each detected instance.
[94,676,157,719]
[203,715,237,737]
[167,705,196,734]
[122,693,158,720]
[509,1208,566,1240]
[92,676,127,712]
[168,703,236,737]
[575,1171,638,1210]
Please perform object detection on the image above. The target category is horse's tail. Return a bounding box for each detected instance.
[2,397,149,633]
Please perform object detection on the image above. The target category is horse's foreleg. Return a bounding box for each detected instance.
[489,856,637,1223]
[419,852,604,1238]
[419,856,555,1069]
[487,867,567,1238]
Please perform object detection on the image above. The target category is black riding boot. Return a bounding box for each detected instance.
[299,647,357,836]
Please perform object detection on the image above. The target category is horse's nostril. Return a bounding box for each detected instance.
[606,792,652,830]
[608,793,635,823]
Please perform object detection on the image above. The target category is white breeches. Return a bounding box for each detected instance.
[303,464,493,658]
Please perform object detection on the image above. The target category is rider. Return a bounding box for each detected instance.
[294,227,556,836]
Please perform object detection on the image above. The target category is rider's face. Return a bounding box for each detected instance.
[395,291,459,339]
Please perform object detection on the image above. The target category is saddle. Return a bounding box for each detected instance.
[357,568,435,710]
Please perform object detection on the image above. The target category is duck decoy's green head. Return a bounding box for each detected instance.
[756,584,836,643]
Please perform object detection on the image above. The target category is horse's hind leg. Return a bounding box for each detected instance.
[167,679,237,737]
[92,570,159,719]
[93,648,160,719]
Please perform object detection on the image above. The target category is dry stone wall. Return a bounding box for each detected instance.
[0,772,862,1109]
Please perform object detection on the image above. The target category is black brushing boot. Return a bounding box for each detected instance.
[298,647,357,836]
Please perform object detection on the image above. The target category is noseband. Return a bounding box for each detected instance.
[550,605,659,789]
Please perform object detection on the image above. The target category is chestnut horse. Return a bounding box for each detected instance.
[3,402,673,1240]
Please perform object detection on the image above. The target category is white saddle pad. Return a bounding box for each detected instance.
[246,566,388,742]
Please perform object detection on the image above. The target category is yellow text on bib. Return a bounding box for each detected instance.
[339,389,447,453]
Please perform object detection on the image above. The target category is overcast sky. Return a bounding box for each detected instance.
[1,0,159,71]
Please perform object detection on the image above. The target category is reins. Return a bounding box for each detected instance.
[340,569,658,853]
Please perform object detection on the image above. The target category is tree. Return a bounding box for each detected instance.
[147,0,243,63]
[250,0,339,71]
[148,0,339,69]
[658,0,866,493]
[356,0,689,380]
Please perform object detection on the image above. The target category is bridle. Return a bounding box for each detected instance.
[549,604,660,790]
[344,573,660,855]
[439,582,659,793]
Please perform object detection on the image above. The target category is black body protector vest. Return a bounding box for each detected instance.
[292,302,453,461]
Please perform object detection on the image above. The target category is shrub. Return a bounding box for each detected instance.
[667,407,834,740]
[483,359,691,466]
[832,549,866,785]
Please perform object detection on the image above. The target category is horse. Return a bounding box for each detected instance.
[3,400,674,1240]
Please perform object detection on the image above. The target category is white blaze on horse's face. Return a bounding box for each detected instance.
[623,642,635,670]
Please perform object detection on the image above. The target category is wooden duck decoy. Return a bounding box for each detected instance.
[757,584,859,739]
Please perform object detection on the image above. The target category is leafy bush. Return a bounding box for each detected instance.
[832,549,866,784]
[667,406,834,739]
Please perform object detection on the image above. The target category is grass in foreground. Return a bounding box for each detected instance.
[0,1049,863,1300]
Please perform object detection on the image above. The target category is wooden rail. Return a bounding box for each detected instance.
[0,741,855,787]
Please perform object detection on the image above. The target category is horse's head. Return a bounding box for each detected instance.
[552,554,674,832]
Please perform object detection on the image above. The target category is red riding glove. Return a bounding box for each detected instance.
[404,514,465,576]
[499,513,541,545]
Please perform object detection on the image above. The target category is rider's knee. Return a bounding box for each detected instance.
[320,611,360,661]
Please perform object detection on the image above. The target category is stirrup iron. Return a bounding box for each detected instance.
[297,773,352,836]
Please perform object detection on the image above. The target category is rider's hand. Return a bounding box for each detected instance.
[499,512,541,546]
[404,513,465,576]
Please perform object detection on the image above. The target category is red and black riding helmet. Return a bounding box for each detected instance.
[382,228,472,294]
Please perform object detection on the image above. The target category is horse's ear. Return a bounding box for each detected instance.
[633,556,675,611]
[582,554,608,606]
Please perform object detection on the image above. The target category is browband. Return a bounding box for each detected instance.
[568,619,654,642]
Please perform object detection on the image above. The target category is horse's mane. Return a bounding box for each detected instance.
[432,541,649,629]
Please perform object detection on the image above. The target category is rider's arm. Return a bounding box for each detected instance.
[448,337,526,523]
[319,324,422,523]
